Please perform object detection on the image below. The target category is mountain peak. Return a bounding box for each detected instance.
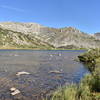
[60,27,81,33]
[0,21,100,49]
[94,32,100,40]
[0,22,44,34]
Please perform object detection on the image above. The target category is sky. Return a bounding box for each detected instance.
[0,0,100,33]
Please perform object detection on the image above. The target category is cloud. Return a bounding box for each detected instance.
[0,5,25,12]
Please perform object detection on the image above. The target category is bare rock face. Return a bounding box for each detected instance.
[94,33,100,40]
[0,22,44,34]
[0,22,100,49]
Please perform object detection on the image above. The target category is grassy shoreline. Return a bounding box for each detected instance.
[46,49,100,100]
[0,47,87,50]
[78,49,100,72]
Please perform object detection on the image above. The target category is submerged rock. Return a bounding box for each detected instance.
[16,71,30,76]
[48,70,62,74]
[10,87,21,96]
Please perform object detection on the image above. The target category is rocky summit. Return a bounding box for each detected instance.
[0,22,100,49]
[94,32,100,40]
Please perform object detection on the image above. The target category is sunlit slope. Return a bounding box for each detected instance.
[0,22,100,49]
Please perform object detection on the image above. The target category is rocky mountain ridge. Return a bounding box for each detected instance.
[0,22,100,49]
[94,32,100,40]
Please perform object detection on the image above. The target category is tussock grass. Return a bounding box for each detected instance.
[51,85,78,100]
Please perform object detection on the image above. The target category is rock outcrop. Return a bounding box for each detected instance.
[94,33,100,40]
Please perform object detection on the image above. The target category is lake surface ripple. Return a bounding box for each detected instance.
[0,50,88,100]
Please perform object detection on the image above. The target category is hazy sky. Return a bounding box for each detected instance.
[0,0,99,33]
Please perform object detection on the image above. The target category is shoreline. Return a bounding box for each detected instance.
[48,49,100,100]
[0,47,87,51]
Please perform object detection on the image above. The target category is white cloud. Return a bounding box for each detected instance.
[0,5,25,12]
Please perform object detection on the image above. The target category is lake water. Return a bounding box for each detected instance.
[0,50,88,100]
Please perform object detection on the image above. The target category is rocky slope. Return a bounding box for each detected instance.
[0,27,54,49]
[94,33,100,40]
[0,22,100,49]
